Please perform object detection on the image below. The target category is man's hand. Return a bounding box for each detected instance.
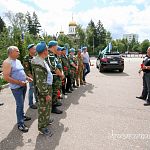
[18,81,27,87]
[27,76,33,82]
[46,95,51,103]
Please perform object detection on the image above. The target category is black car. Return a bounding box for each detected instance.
[96,52,124,72]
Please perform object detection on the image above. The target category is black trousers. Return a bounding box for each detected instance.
[141,72,150,102]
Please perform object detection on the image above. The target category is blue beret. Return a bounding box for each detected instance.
[48,40,58,47]
[61,47,66,51]
[27,44,34,50]
[36,41,47,53]
[57,46,62,51]
[82,46,87,50]
[70,48,75,52]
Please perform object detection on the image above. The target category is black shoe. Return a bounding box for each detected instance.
[48,118,54,125]
[24,116,31,121]
[18,124,29,132]
[66,90,72,93]
[52,107,63,114]
[63,92,68,95]
[53,101,62,107]
[144,102,150,106]
[73,85,78,88]
[136,96,146,100]
[70,87,74,91]
[30,104,37,109]
[0,103,4,106]
[39,128,53,136]
[58,96,63,99]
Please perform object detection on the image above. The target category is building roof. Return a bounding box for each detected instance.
[69,20,77,26]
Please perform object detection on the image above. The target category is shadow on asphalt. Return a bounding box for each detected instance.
[0,83,94,150]
[0,108,38,150]
[101,70,129,76]
[34,83,94,150]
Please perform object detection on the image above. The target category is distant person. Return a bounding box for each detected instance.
[82,47,91,83]
[136,47,150,106]
[2,46,32,132]
[23,44,37,109]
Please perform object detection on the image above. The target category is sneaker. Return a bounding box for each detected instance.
[24,116,31,121]
[39,128,53,136]
[30,104,37,109]
[18,124,29,132]
[48,118,54,125]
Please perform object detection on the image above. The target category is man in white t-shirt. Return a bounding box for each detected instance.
[82,47,90,83]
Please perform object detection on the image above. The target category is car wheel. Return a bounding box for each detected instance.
[119,69,124,72]
[99,65,104,72]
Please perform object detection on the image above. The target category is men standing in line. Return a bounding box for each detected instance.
[136,47,150,106]
[82,47,90,83]
[2,46,31,132]
[31,41,53,135]
[23,44,37,109]
[76,49,84,86]
[47,41,64,114]
[68,48,78,89]
[61,47,72,94]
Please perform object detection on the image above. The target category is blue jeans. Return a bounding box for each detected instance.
[11,86,27,126]
[29,82,35,106]
[83,63,90,81]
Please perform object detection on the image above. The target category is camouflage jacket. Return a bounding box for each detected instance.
[61,55,70,76]
[22,54,34,75]
[77,55,84,68]
[31,56,51,96]
[57,56,63,72]
[46,52,58,74]
[68,54,77,71]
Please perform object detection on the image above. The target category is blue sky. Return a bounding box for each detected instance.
[0,0,150,42]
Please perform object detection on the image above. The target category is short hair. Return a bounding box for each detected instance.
[7,46,18,55]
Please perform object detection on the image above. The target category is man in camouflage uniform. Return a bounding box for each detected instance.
[68,48,78,89]
[61,47,72,94]
[47,40,64,114]
[56,46,63,99]
[31,41,53,135]
[23,44,37,109]
[76,49,84,86]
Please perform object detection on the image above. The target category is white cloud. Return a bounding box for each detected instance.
[0,0,150,42]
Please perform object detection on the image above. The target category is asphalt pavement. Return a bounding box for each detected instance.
[0,57,150,150]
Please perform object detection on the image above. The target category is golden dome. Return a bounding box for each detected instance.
[69,21,77,26]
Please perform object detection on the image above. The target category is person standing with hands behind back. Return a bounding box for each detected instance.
[136,47,150,106]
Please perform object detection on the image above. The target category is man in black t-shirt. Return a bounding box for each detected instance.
[136,47,150,106]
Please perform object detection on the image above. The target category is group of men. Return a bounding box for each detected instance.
[2,40,90,135]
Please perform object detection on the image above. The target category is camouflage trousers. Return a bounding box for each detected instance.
[76,68,83,85]
[37,86,52,131]
[70,69,76,84]
[52,76,61,105]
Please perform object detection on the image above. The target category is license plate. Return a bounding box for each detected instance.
[110,61,118,64]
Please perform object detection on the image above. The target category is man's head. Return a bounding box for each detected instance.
[27,44,36,56]
[48,40,58,54]
[7,46,20,59]
[147,47,150,56]
[78,49,82,55]
[70,48,75,55]
[61,47,66,55]
[36,41,48,58]
[57,46,62,56]
[82,46,87,53]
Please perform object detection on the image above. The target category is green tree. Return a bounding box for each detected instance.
[141,39,150,53]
